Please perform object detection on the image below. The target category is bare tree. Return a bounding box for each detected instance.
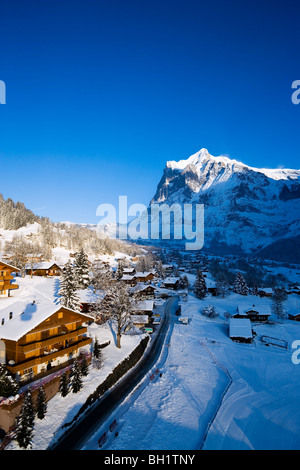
[101,283,136,348]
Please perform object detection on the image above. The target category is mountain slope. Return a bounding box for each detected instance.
[150,148,300,261]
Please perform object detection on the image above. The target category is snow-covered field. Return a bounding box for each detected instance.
[3,276,147,451]
[82,288,300,450]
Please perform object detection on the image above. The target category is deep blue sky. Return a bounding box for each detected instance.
[0,0,299,223]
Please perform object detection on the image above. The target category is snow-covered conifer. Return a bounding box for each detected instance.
[16,390,35,449]
[233,272,249,295]
[74,249,90,289]
[0,364,19,398]
[71,359,82,393]
[36,386,47,420]
[193,270,207,299]
[59,260,80,310]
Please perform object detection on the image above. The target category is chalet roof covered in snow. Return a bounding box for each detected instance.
[229,318,252,339]
[132,300,154,312]
[130,315,149,324]
[0,260,20,272]
[130,284,155,293]
[25,261,63,270]
[0,299,94,341]
[163,277,180,284]
[237,304,271,316]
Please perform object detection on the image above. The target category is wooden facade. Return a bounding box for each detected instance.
[1,306,93,382]
[0,261,19,297]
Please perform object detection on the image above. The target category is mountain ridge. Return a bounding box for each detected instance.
[149,148,300,262]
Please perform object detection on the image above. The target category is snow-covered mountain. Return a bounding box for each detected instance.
[149,148,300,261]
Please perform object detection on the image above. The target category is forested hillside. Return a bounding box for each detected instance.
[0,194,41,230]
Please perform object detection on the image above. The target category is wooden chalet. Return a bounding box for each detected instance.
[134,272,154,283]
[120,274,137,286]
[130,284,155,300]
[287,286,300,295]
[288,312,300,321]
[162,277,180,290]
[0,261,20,298]
[0,300,93,383]
[25,262,63,277]
[123,267,136,275]
[206,279,218,296]
[234,304,271,322]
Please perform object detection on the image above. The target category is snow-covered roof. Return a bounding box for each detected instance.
[238,304,271,316]
[130,284,155,293]
[0,260,20,272]
[0,299,94,342]
[123,268,135,273]
[25,262,63,270]
[258,287,273,293]
[163,277,180,284]
[130,315,149,324]
[132,300,154,312]
[120,275,136,281]
[229,318,252,339]
[134,272,153,278]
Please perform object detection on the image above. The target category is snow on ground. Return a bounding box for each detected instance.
[3,275,146,450]
[6,316,146,451]
[3,269,300,450]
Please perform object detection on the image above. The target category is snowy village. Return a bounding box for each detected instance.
[1,0,300,455]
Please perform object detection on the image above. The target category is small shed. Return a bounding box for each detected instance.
[258,287,273,298]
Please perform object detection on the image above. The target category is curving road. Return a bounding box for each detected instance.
[49,295,179,450]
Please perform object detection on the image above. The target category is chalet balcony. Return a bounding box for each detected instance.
[0,280,18,289]
[6,336,92,375]
[0,275,14,281]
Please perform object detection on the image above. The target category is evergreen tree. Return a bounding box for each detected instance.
[116,261,124,280]
[16,390,35,449]
[193,270,207,299]
[59,371,69,397]
[233,272,249,295]
[80,355,89,377]
[35,386,47,420]
[71,359,82,393]
[0,364,19,398]
[74,249,90,289]
[178,275,189,289]
[59,260,80,310]
[271,287,288,320]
